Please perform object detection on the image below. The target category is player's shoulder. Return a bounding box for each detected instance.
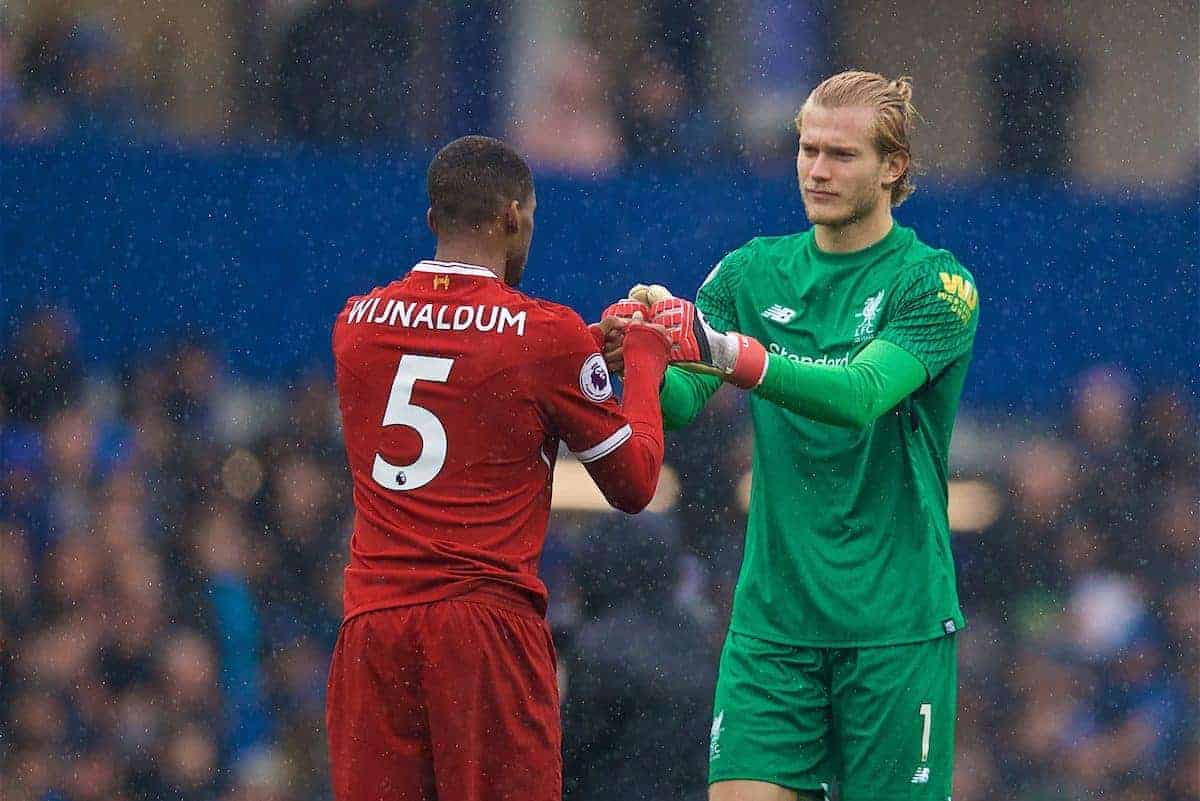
[726,231,810,265]
[747,230,811,251]
[895,229,977,290]
[337,283,382,311]
[494,285,594,346]
[704,231,809,290]
[332,281,401,334]
[889,231,981,321]
[496,284,586,326]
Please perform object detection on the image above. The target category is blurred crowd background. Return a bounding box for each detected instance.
[2,310,1197,801]
[1,1,1197,800]
[0,0,1196,183]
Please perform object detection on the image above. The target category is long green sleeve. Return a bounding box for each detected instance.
[753,338,927,429]
[659,365,721,430]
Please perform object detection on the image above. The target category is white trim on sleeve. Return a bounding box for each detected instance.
[573,424,632,463]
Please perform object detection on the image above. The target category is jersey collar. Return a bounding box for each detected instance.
[412,260,501,279]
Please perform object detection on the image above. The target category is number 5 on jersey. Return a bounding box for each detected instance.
[372,355,454,491]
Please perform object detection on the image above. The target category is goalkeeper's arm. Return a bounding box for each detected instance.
[640,294,925,431]
[658,336,924,431]
[753,338,927,429]
[659,367,721,431]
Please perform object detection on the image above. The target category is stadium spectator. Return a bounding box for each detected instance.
[564,513,717,801]
[615,51,691,163]
[511,41,623,175]
[276,0,411,144]
[1,307,81,425]
[0,16,23,137]
[664,385,751,618]
[13,15,141,141]
[983,0,1083,176]
[730,0,829,169]
[569,0,725,166]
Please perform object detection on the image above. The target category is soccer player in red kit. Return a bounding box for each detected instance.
[326,135,672,801]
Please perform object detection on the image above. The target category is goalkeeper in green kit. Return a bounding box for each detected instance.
[598,71,980,801]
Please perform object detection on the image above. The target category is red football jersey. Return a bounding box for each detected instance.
[333,260,630,620]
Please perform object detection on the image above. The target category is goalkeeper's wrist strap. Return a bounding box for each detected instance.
[724,333,769,389]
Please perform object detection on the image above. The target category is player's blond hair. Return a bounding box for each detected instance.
[795,71,920,206]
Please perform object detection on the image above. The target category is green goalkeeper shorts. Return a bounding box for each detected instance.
[708,630,957,800]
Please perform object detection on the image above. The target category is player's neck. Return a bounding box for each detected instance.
[814,206,894,254]
[432,240,507,281]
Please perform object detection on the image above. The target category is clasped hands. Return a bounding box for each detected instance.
[589,284,769,390]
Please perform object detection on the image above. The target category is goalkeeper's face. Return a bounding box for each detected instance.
[796,104,896,228]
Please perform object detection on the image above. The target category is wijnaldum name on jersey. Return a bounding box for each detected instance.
[345,298,527,336]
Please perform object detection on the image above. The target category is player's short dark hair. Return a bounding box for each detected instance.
[427,136,534,232]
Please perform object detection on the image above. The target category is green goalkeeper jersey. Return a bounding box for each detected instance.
[662,223,979,647]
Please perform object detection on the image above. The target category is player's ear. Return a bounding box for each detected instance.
[503,200,520,234]
[882,150,908,190]
[426,208,438,237]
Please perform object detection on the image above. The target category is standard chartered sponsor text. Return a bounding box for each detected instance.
[768,342,850,366]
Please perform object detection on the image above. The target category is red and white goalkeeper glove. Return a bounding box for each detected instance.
[591,286,658,351]
[600,284,673,321]
[601,298,651,321]
[649,297,769,389]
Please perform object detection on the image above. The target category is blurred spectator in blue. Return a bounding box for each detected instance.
[0,15,22,138]
[1002,647,1095,797]
[1060,573,1186,794]
[1135,389,1196,482]
[256,450,343,644]
[968,436,1078,616]
[665,386,751,625]
[575,0,725,166]
[648,0,711,100]
[276,0,411,145]
[140,340,225,524]
[1071,367,1141,535]
[1092,624,1187,779]
[1,308,81,425]
[616,50,688,163]
[735,0,828,170]
[409,1,504,142]
[191,504,273,762]
[983,0,1083,177]
[15,15,140,142]
[563,513,717,801]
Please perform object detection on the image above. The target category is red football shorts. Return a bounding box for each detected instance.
[326,598,562,801]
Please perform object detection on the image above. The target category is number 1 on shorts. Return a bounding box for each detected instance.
[919,703,932,762]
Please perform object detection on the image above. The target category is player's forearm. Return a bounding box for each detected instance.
[587,429,661,513]
[753,339,927,428]
[587,329,668,513]
[659,366,721,430]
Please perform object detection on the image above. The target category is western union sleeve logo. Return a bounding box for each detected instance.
[938,272,978,323]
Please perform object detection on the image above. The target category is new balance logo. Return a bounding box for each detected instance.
[910,766,930,784]
[761,305,796,324]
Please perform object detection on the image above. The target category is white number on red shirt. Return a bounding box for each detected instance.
[371,355,454,491]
